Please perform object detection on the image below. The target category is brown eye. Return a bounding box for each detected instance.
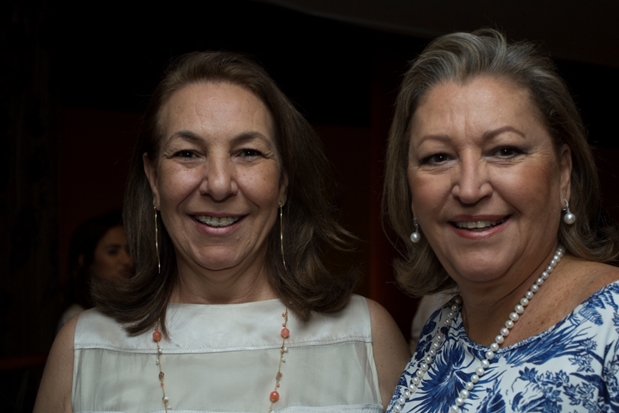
[493,147,523,158]
[421,153,451,165]
[173,150,196,158]
[239,148,263,158]
[106,247,121,257]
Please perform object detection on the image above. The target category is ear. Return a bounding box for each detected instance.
[278,171,289,207]
[558,144,572,203]
[143,153,160,209]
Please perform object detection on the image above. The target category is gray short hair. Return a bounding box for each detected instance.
[383,29,619,296]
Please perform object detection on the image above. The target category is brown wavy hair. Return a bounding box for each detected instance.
[383,28,619,297]
[93,51,356,334]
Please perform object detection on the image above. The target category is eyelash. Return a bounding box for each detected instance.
[172,150,197,158]
[420,153,451,165]
[170,148,266,160]
[420,146,524,165]
[238,148,264,158]
[492,146,524,158]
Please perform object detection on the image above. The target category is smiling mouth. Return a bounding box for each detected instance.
[194,215,241,227]
[452,217,508,230]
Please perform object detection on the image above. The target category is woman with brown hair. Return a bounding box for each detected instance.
[383,29,619,412]
[36,51,409,413]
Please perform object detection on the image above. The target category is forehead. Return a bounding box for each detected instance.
[418,76,530,114]
[410,76,547,138]
[97,226,126,246]
[158,81,275,140]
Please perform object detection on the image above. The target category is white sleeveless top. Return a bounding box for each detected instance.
[72,294,382,413]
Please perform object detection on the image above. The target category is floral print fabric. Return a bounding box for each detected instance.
[388,282,619,413]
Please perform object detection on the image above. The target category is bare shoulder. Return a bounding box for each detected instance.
[33,314,77,413]
[365,298,411,409]
[366,298,405,340]
[571,259,619,298]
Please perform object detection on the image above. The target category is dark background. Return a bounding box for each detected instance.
[1,1,618,411]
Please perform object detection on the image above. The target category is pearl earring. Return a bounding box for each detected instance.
[563,199,576,225]
[410,218,421,243]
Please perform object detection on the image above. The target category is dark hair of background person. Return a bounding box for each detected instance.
[63,209,124,310]
[382,28,619,297]
[92,51,357,335]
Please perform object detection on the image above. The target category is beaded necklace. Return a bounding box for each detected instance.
[152,307,290,412]
[392,245,564,413]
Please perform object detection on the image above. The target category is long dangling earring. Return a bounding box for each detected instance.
[154,205,161,274]
[279,203,287,270]
[563,199,576,225]
[410,217,421,243]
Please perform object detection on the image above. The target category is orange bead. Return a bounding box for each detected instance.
[281,328,289,338]
[270,391,280,402]
[153,331,162,342]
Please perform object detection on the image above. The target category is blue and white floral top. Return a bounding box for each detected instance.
[388,281,619,413]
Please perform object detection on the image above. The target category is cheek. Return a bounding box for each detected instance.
[239,167,282,204]
[408,170,448,215]
[158,167,201,204]
[92,255,114,273]
[494,161,560,211]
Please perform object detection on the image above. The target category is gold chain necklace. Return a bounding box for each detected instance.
[152,308,290,412]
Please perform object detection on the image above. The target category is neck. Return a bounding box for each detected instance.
[458,245,562,346]
[170,257,277,305]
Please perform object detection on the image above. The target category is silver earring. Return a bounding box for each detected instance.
[154,205,161,274]
[410,218,421,243]
[563,199,576,225]
[279,203,287,270]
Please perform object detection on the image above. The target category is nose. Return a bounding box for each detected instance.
[120,248,133,267]
[199,157,238,201]
[451,155,492,204]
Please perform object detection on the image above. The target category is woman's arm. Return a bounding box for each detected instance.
[33,315,76,413]
[367,298,411,409]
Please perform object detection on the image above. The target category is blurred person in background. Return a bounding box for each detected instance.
[57,210,133,329]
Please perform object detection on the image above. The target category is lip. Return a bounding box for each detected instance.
[190,212,247,235]
[448,214,510,240]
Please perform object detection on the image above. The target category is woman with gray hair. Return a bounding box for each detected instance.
[383,29,619,412]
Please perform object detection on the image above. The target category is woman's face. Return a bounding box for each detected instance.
[145,82,287,278]
[91,225,133,282]
[407,76,571,287]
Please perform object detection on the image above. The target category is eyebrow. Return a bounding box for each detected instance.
[415,125,526,146]
[103,243,123,249]
[482,126,526,140]
[166,130,273,147]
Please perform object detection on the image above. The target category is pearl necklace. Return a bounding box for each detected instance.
[152,308,290,412]
[392,245,565,413]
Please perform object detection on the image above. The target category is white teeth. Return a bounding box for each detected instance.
[195,215,240,227]
[455,219,504,230]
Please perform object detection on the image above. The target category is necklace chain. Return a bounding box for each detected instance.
[152,307,290,412]
[393,245,565,413]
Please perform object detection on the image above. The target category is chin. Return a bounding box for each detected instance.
[198,258,241,272]
[457,269,507,285]
[447,254,512,284]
